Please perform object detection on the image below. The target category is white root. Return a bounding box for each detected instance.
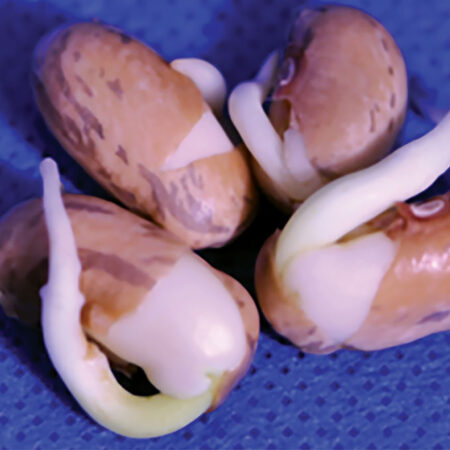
[229,52,312,200]
[39,158,214,438]
[275,112,450,274]
[171,58,227,116]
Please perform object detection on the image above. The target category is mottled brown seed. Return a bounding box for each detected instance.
[77,104,104,139]
[388,66,394,75]
[47,28,104,142]
[138,164,230,234]
[64,114,98,158]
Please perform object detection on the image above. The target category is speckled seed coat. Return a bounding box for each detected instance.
[32,22,257,249]
[266,5,407,210]
[255,194,450,353]
[0,194,259,407]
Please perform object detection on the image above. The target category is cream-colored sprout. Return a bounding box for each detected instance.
[275,112,450,274]
[160,109,234,172]
[171,58,227,116]
[162,58,234,171]
[228,52,313,200]
[39,158,215,438]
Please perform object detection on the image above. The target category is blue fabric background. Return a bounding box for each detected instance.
[0,0,449,448]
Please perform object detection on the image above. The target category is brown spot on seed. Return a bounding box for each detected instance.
[63,114,98,158]
[45,29,104,141]
[235,297,245,309]
[75,75,93,97]
[65,200,113,215]
[138,164,230,234]
[390,93,396,108]
[388,66,394,76]
[381,38,388,52]
[107,78,123,100]
[79,248,154,288]
[99,67,105,78]
[246,332,257,351]
[115,145,129,165]
[418,310,450,324]
[77,105,104,139]
[73,51,81,61]
[388,119,394,132]
[369,109,376,132]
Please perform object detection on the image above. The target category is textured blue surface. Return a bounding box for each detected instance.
[0,0,449,448]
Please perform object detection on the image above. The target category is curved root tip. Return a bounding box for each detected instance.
[170,58,227,115]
